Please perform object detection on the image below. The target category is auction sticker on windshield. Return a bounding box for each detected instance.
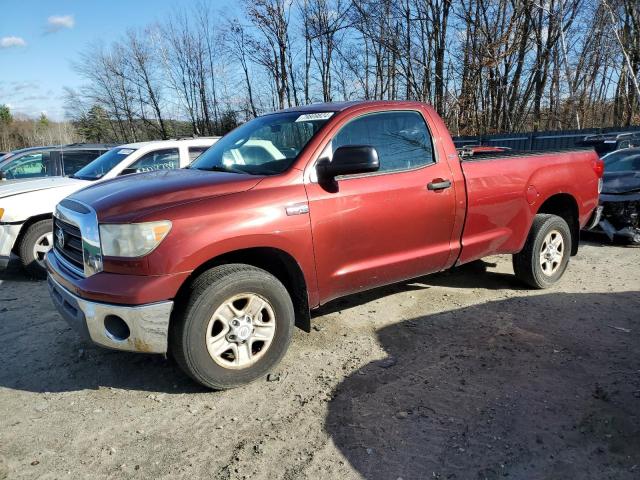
[296,112,334,122]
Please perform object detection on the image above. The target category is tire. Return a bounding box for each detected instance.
[513,214,572,289]
[18,219,53,279]
[170,264,295,390]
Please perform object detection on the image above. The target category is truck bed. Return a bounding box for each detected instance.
[457,149,600,265]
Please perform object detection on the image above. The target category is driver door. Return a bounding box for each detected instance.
[304,109,457,303]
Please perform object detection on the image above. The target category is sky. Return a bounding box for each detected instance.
[0,0,235,121]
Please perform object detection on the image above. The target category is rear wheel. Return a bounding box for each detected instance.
[18,219,53,279]
[171,264,294,390]
[513,214,572,289]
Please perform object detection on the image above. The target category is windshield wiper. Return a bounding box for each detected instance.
[198,165,250,175]
[71,174,101,181]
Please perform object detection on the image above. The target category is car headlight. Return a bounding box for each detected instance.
[99,221,172,257]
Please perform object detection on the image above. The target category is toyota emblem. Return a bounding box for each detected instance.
[56,228,65,249]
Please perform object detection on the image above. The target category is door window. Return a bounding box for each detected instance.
[188,146,210,162]
[62,150,103,176]
[0,152,50,179]
[331,111,435,173]
[127,148,180,173]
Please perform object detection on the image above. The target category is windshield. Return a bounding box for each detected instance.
[73,148,137,180]
[190,112,333,175]
[603,150,640,173]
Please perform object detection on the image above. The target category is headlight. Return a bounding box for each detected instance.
[99,221,172,257]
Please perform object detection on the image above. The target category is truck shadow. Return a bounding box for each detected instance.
[0,338,206,394]
[422,259,525,291]
[0,309,206,395]
[0,260,520,394]
[316,260,523,316]
[325,291,640,480]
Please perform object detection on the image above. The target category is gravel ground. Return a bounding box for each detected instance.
[0,240,639,480]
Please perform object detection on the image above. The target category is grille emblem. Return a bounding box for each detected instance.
[56,227,66,249]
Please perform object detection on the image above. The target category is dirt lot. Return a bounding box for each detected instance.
[1,240,639,480]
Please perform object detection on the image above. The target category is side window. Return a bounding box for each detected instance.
[188,146,209,163]
[1,152,50,179]
[331,111,435,173]
[623,153,640,170]
[62,150,102,176]
[127,148,180,173]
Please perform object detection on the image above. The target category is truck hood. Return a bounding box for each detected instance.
[601,171,640,194]
[0,177,86,199]
[69,168,263,221]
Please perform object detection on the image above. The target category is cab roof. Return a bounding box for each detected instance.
[270,100,426,115]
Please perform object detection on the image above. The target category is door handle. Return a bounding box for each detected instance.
[427,179,452,191]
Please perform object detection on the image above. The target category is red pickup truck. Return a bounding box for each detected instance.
[46,101,602,389]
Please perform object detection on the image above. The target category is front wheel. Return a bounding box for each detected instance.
[18,219,53,279]
[513,214,572,289]
[171,264,295,390]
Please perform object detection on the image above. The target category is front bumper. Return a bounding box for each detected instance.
[597,193,640,243]
[0,222,22,269]
[47,274,173,354]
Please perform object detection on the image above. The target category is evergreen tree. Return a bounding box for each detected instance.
[38,113,50,127]
[79,105,109,142]
[0,104,12,125]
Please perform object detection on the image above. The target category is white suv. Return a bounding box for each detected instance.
[0,138,218,276]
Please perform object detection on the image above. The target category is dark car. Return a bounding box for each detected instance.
[0,144,115,181]
[596,147,640,244]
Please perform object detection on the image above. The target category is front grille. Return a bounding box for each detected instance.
[54,217,84,272]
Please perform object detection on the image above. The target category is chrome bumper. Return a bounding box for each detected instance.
[47,275,173,354]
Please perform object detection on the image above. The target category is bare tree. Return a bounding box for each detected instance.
[65,0,640,141]
[245,0,296,109]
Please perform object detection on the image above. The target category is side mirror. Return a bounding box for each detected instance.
[316,145,379,182]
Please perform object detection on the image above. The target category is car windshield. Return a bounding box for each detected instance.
[190,111,334,175]
[603,150,640,173]
[73,148,137,180]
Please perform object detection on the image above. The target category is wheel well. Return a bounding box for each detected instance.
[175,247,311,332]
[537,194,579,255]
[12,214,52,255]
